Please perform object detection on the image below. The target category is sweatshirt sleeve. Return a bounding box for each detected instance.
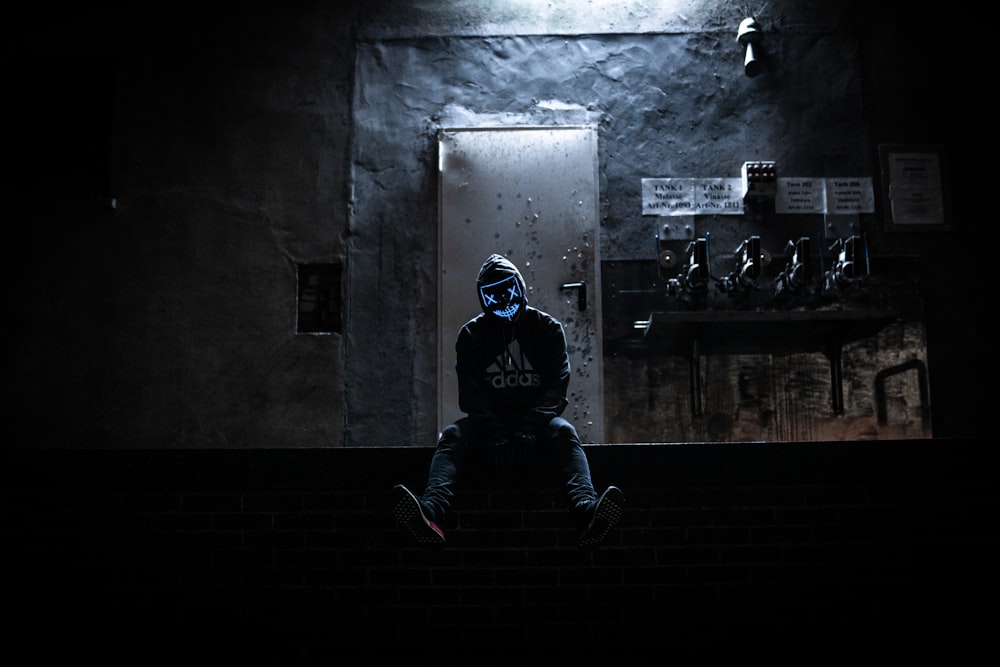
[521,317,570,430]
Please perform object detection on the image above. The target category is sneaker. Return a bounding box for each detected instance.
[578,486,624,548]
[392,484,445,546]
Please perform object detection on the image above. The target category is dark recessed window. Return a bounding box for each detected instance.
[297,263,342,334]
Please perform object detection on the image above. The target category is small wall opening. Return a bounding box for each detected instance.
[297,263,342,334]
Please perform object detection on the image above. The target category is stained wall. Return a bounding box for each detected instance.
[4,2,984,448]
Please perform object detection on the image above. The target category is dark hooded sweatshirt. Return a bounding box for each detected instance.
[456,254,571,436]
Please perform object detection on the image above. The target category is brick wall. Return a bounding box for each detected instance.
[4,441,996,665]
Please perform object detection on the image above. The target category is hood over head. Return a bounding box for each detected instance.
[476,254,527,324]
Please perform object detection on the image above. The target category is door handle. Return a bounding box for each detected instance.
[560,281,587,312]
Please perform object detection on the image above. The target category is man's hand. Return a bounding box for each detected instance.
[486,437,511,470]
[487,437,510,453]
[486,433,535,470]
[511,432,536,447]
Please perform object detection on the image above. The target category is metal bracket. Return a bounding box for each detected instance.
[657,217,696,241]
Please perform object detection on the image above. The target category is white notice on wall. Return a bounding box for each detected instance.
[642,178,744,215]
[645,176,874,216]
[887,153,945,225]
[776,178,826,213]
[694,178,744,214]
[827,177,874,214]
[642,178,696,215]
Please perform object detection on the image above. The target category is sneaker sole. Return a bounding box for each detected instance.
[579,487,624,548]
[393,485,445,545]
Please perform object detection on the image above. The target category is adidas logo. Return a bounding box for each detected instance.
[486,339,541,389]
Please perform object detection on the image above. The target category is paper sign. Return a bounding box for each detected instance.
[642,178,744,216]
[827,177,874,214]
[642,178,697,215]
[647,176,875,215]
[776,178,826,213]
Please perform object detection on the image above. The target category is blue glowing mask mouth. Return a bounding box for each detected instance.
[492,303,521,321]
[480,274,524,322]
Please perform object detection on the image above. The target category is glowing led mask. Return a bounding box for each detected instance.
[479,274,524,323]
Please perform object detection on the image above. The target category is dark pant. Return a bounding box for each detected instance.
[419,415,597,524]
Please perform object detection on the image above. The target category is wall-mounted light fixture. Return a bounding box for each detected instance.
[737,16,763,77]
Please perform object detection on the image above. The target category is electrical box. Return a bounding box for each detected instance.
[742,160,777,199]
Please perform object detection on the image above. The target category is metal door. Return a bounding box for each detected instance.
[438,126,604,442]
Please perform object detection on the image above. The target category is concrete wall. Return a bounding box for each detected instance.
[5,2,985,449]
[8,6,355,448]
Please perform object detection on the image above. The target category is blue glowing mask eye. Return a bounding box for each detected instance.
[479,275,523,322]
